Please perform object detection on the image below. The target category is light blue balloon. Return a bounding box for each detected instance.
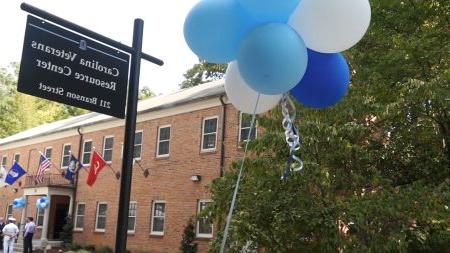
[184,0,260,63]
[237,23,308,95]
[238,0,300,23]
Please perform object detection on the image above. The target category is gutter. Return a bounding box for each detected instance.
[219,95,227,177]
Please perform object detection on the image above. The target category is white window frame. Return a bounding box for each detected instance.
[6,204,13,219]
[102,136,114,164]
[1,155,7,168]
[156,125,171,157]
[13,153,20,164]
[61,143,71,168]
[44,146,52,161]
[81,140,92,166]
[74,202,86,231]
[238,112,258,143]
[128,201,137,233]
[134,130,143,160]
[150,201,166,236]
[201,116,219,152]
[36,207,45,227]
[196,200,213,238]
[95,202,108,232]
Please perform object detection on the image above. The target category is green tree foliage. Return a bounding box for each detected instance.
[0,63,88,138]
[209,1,449,252]
[180,60,226,88]
[138,86,155,100]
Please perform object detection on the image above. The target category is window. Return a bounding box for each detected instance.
[44,147,52,161]
[239,113,257,143]
[134,131,143,160]
[74,203,86,231]
[13,153,20,164]
[201,117,218,151]
[95,202,107,232]
[151,201,165,235]
[82,140,92,165]
[103,136,114,163]
[1,156,7,168]
[157,126,171,157]
[61,144,71,168]
[6,205,13,219]
[36,208,44,226]
[128,202,137,233]
[197,200,213,238]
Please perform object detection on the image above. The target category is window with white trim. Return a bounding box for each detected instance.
[82,140,92,165]
[74,203,85,230]
[95,202,107,232]
[1,156,7,168]
[13,153,20,164]
[128,202,137,232]
[197,200,213,238]
[61,144,71,168]
[134,131,143,159]
[44,147,52,161]
[103,136,114,163]
[201,117,218,151]
[6,205,13,219]
[239,113,257,143]
[36,208,44,226]
[157,125,171,157]
[151,201,165,235]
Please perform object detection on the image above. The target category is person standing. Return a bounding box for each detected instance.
[0,217,5,250]
[2,217,19,253]
[23,217,36,253]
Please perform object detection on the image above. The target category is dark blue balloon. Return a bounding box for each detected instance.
[291,50,350,108]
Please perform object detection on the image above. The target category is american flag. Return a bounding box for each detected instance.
[36,154,51,184]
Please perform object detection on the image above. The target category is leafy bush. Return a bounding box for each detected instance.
[180,218,198,253]
[96,246,113,253]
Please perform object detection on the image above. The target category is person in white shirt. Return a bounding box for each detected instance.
[24,217,36,253]
[2,217,19,253]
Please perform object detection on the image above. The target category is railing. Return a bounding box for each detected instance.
[24,173,74,188]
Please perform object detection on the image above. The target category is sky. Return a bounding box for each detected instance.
[0,0,200,95]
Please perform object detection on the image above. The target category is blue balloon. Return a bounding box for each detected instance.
[237,23,308,95]
[291,50,350,109]
[184,0,260,63]
[238,0,300,23]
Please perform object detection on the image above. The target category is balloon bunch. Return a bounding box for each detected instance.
[36,196,50,209]
[184,0,371,112]
[12,197,26,209]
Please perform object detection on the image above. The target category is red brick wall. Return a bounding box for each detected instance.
[0,103,251,253]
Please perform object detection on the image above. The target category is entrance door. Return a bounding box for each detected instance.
[53,203,69,239]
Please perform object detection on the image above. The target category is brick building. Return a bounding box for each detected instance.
[0,81,256,252]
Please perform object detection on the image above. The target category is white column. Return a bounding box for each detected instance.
[68,195,74,217]
[19,195,28,241]
[40,195,51,241]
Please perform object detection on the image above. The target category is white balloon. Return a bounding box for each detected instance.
[288,0,371,53]
[225,62,282,114]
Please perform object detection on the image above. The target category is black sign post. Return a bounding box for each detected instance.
[19,3,163,252]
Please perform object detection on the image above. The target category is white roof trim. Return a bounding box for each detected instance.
[0,80,225,147]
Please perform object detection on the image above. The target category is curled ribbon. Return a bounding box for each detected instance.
[281,94,304,180]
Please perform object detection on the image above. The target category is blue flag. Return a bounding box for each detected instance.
[64,155,79,182]
[5,163,27,185]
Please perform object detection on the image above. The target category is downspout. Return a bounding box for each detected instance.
[219,95,227,177]
[71,127,83,221]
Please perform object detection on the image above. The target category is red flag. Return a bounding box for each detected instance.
[86,151,106,186]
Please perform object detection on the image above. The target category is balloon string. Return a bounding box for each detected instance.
[220,93,261,253]
[281,94,303,180]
